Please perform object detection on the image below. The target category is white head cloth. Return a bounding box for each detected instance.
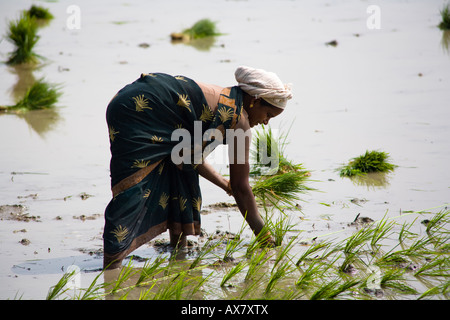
[234,66,292,109]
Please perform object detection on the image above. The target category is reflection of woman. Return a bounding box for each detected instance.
[103,66,292,269]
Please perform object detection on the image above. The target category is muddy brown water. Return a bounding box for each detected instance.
[1,0,449,299]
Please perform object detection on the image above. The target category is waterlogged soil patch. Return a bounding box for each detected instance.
[72,213,102,221]
[0,204,40,222]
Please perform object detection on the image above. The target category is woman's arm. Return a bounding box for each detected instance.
[228,113,271,240]
[196,161,232,196]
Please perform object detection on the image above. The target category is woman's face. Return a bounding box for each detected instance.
[246,99,283,128]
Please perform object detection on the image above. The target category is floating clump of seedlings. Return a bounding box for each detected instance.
[26,5,54,22]
[339,150,396,177]
[171,19,221,42]
[5,13,40,65]
[0,79,61,113]
[45,209,450,300]
[439,4,450,30]
[250,124,313,210]
[4,6,53,65]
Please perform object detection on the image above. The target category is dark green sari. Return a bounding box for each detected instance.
[104,73,243,265]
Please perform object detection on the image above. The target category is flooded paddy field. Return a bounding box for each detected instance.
[0,0,449,300]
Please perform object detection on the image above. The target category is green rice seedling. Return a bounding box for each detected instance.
[220,260,247,287]
[138,282,157,300]
[370,216,395,249]
[152,273,189,300]
[296,241,333,266]
[239,274,265,299]
[339,150,396,177]
[78,270,107,300]
[399,219,418,244]
[189,237,221,270]
[338,226,375,273]
[252,171,311,210]
[251,124,281,176]
[136,256,167,286]
[26,5,54,21]
[187,271,214,298]
[424,210,450,239]
[250,124,312,210]
[264,261,292,296]
[245,223,274,257]
[46,269,77,300]
[296,254,338,290]
[1,79,61,113]
[375,249,411,269]
[251,123,303,175]
[6,13,40,65]
[244,248,272,281]
[221,219,246,262]
[309,278,360,300]
[264,213,297,247]
[109,259,138,294]
[414,257,450,278]
[183,19,221,39]
[379,269,417,294]
[439,4,450,30]
[418,279,450,300]
[403,236,433,258]
[341,226,374,255]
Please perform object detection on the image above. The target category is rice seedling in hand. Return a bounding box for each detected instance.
[439,4,450,30]
[5,13,40,65]
[0,79,61,113]
[264,213,297,247]
[250,125,312,210]
[339,150,396,177]
[252,171,311,210]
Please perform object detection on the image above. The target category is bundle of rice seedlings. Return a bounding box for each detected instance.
[252,171,311,210]
[250,124,312,210]
[339,150,396,177]
[0,79,61,113]
[6,13,40,65]
[439,4,450,30]
[183,19,220,39]
[171,19,221,42]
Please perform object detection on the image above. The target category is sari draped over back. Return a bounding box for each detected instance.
[104,73,243,263]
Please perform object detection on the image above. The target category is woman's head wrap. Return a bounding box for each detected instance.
[234,66,292,109]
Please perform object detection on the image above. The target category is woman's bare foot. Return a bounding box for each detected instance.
[169,231,187,249]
